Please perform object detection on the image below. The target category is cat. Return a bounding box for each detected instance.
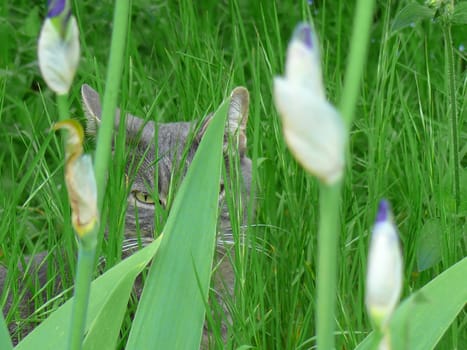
[0,84,252,347]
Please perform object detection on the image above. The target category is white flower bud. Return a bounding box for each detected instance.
[38,1,80,95]
[365,200,403,330]
[274,23,346,184]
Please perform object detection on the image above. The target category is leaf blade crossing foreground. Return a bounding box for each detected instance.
[0,310,13,350]
[15,238,161,350]
[356,257,467,350]
[126,97,230,349]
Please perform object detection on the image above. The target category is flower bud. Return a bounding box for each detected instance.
[365,200,403,330]
[53,120,98,238]
[274,23,346,184]
[67,154,98,238]
[38,0,80,95]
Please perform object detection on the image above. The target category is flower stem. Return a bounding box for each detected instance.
[442,24,460,213]
[65,2,130,348]
[93,0,131,211]
[66,2,130,349]
[338,0,376,127]
[56,94,69,122]
[314,0,375,349]
[68,233,97,350]
[54,57,96,350]
[55,92,78,254]
[315,182,341,350]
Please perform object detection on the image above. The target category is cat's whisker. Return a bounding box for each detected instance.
[95,237,156,270]
[247,223,289,232]
[216,226,269,255]
[121,237,155,254]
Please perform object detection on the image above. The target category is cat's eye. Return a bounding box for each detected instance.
[133,191,155,205]
[132,190,166,208]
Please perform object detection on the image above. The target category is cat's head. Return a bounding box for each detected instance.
[81,84,251,240]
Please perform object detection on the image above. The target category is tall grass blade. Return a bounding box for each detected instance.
[126,98,229,349]
[93,0,131,211]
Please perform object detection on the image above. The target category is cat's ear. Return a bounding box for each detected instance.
[198,87,249,155]
[81,84,151,140]
[226,86,249,155]
[81,84,102,136]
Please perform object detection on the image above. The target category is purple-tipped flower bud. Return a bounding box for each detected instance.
[273,22,346,184]
[47,0,71,36]
[365,200,403,330]
[38,0,79,95]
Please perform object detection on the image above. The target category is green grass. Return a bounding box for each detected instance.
[1,0,466,349]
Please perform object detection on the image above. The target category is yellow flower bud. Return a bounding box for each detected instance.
[53,120,98,238]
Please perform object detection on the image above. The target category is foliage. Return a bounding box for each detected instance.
[0,1,465,349]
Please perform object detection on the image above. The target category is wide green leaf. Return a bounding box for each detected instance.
[356,257,467,350]
[452,3,467,25]
[391,3,435,33]
[15,238,161,350]
[126,97,229,349]
[81,268,143,350]
[0,310,13,350]
[416,218,442,272]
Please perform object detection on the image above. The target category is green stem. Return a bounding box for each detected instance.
[56,94,69,122]
[93,0,131,211]
[68,233,97,350]
[57,83,96,350]
[338,0,376,127]
[55,92,74,240]
[66,2,130,348]
[442,24,459,213]
[314,0,375,349]
[315,183,341,350]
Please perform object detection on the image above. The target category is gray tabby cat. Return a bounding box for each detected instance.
[0,84,252,347]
